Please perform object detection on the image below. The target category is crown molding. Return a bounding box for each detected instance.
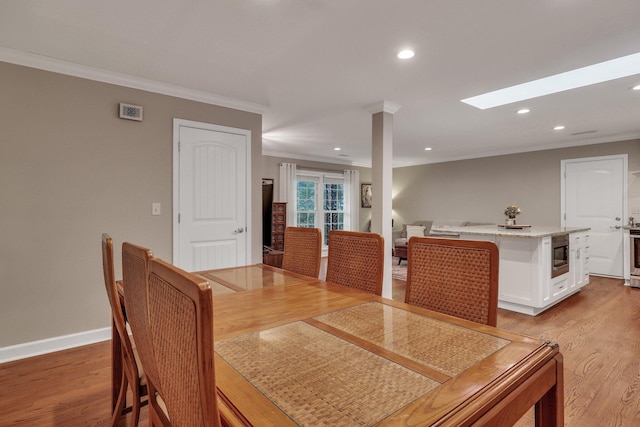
[261,148,366,167]
[393,132,640,168]
[264,131,640,170]
[365,100,401,114]
[0,47,268,114]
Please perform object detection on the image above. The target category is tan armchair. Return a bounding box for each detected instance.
[393,220,432,250]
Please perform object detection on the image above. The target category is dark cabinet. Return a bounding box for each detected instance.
[271,202,286,250]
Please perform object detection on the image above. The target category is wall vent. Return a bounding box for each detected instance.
[119,103,143,121]
[570,129,597,136]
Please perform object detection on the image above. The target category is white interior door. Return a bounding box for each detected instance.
[562,155,627,277]
[173,119,251,271]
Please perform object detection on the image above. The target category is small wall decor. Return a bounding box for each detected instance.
[361,183,372,208]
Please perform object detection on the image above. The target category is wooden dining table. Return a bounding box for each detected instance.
[190,264,563,426]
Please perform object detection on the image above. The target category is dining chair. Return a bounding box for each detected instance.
[121,241,160,421]
[405,237,499,326]
[281,226,322,277]
[123,246,244,427]
[326,230,384,296]
[145,257,222,426]
[101,234,147,427]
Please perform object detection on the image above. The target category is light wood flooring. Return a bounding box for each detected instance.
[1,276,639,426]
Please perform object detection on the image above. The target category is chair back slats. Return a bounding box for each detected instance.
[281,227,322,277]
[122,242,159,391]
[405,237,499,326]
[102,234,145,426]
[102,234,129,348]
[326,230,384,296]
[147,258,221,426]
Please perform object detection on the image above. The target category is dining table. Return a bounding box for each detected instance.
[188,263,564,426]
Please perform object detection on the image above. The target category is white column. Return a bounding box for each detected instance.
[368,101,400,299]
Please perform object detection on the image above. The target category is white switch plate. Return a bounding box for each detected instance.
[152,202,161,216]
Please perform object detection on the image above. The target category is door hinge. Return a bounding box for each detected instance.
[178,141,181,152]
[178,213,181,224]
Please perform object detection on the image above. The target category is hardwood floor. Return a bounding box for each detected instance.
[1,276,638,426]
[503,275,640,427]
[0,339,117,426]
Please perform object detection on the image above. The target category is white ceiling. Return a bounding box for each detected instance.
[1,0,639,167]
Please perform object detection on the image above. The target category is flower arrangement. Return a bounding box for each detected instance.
[504,205,521,218]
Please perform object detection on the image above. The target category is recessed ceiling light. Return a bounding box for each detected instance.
[462,51,640,109]
[517,108,530,114]
[397,49,415,59]
[633,84,640,91]
[334,147,341,151]
[554,125,565,131]
[424,147,432,151]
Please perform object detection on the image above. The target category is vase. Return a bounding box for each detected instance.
[506,218,516,226]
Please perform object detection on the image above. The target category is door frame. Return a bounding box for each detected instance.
[172,118,252,266]
[560,154,628,276]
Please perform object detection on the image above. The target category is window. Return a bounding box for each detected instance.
[323,181,344,244]
[296,180,316,228]
[296,172,345,246]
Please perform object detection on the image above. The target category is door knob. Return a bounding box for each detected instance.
[610,225,621,230]
[233,227,245,234]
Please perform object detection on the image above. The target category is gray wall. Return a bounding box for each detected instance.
[0,61,262,348]
[261,155,373,231]
[392,140,640,227]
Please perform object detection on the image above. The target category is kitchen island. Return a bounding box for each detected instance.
[431,224,591,315]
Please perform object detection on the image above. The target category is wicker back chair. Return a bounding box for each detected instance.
[326,230,384,296]
[405,237,499,326]
[281,226,322,277]
[121,242,159,409]
[146,258,221,426]
[101,234,147,427]
[122,242,159,395]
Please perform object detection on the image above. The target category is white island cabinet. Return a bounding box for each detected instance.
[430,225,590,315]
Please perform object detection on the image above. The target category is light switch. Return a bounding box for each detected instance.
[152,202,161,216]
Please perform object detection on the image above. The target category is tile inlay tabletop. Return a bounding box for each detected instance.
[313,302,510,377]
[198,264,316,292]
[171,264,562,426]
[215,321,439,426]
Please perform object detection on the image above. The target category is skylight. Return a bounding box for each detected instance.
[462,52,640,109]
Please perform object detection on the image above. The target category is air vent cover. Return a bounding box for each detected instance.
[119,103,143,121]
[570,130,597,136]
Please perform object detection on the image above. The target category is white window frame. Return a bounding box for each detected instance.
[295,170,348,252]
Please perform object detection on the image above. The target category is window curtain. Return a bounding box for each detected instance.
[343,169,360,231]
[279,162,297,226]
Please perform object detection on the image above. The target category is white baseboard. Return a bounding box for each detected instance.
[0,327,111,364]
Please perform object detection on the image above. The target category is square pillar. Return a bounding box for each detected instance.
[368,101,400,299]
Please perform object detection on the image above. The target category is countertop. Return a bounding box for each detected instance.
[622,225,640,230]
[430,224,590,239]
